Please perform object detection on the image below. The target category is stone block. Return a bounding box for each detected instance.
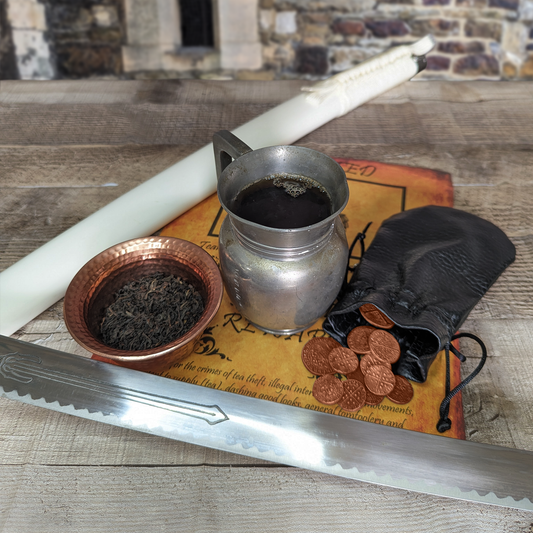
[260,9,275,30]
[56,43,122,77]
[122,45,164,72]
[11,29,54,79]
[501,21,528,56]
[92,5,119,28]
[329,47,353,71]
[426,55,450,70]
[502,61,518,77]
[263,42,294,68]
[302,36,327,46]
[437,40,485,53]
[275,11,297,34]
[295,45,328,75]
[262,44,277,65]
[453,53,500,76]
[123,0,180,51]
[519,54,533,77]
[124,0,159,46]
[218,0,259,43]
[520,0,533,21]
[365,20,409,38]
[488,0,519,9]
[303,23,329,38]
[159,0,181,49]
[410,18,460,37]
[7,0,46,31]
[162,48,221,72]
[332,19,365,36]
[270,32,292,44]
[276,43,295,65]
[304,12,331,24]
[456,0,488,6]
[464,20,502,41]
[220,42,262,69]
[329,45,378,70]
[330,34,345,45]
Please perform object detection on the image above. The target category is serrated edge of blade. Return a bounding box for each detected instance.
[3,386,532,511]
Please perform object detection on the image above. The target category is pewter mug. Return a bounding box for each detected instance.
[214,130,349,335]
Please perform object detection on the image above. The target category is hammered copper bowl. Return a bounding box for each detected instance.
[64,237,223,371]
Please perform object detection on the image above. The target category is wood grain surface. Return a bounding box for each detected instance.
[1,80,532,531]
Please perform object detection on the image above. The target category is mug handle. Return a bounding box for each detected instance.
[213,130,253,181]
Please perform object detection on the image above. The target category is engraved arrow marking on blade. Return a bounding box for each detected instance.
[0,353,229,425]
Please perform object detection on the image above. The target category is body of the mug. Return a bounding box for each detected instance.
[215,136,349,335]
[219,213,349,335]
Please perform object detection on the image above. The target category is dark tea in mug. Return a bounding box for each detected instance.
[231,173,333,229]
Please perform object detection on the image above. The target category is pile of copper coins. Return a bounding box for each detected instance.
[301,304,414,412]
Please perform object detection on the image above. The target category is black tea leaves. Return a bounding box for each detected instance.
[101,272,204,351]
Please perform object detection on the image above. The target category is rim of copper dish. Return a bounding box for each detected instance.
[63,236,223,362]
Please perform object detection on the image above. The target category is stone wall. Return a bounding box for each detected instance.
[0,0,124,79]
[0,0,18,79]
[258,0,533,80]
[1,0,532,80]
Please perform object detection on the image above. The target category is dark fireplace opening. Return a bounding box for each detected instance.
[179,0,214,47]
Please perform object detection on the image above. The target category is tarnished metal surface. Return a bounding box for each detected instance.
[214,131,349,334]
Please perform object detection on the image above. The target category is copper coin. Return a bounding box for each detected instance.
[312,374,344,405]
[387,375,414,404]
[364,388,384,406]
[364,365,396,396]
[329,347,359,374]
[368,329,401,364]
[359,303,394,329]
[301,337,340,375]
[338,379,366,412]
[346,364,365,383]
[346,326,375,354]
[359,353,390,376]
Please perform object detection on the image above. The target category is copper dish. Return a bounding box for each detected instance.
[64,236,223,371]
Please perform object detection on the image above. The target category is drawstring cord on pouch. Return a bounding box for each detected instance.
[324,221,372,319]
[344,221,372,290]
[436,332,488,433]
[338,222,488,434]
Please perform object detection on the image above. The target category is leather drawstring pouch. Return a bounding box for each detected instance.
[323,205,516,432]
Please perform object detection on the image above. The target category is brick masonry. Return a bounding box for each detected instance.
[1,0,533,80]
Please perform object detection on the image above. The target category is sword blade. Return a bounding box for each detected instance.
[0,335,532,510]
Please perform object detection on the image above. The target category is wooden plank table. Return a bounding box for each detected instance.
[1,79,532,531]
